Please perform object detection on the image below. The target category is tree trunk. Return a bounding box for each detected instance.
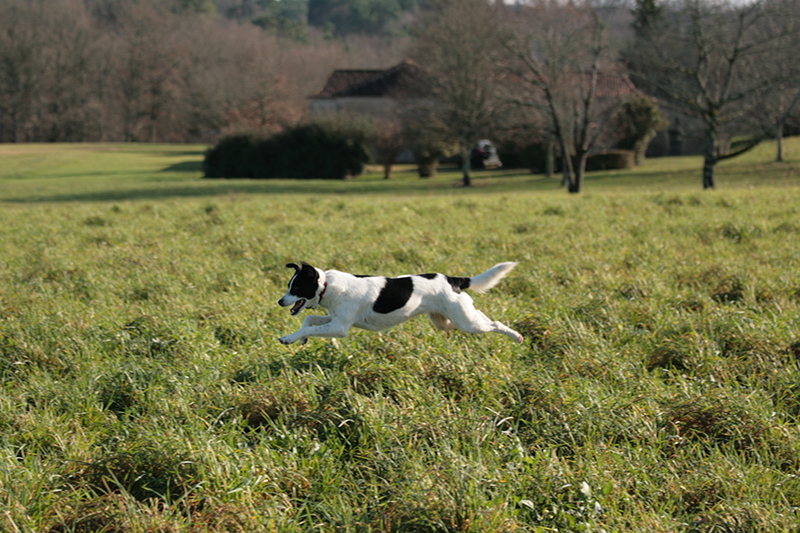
[703,125,717,190]
[383,162,392,180]
[633,129,657,166]
[703,151,716,190]
[568,153,588,194]
[559,137,573,188]
[776,122,784,163]
[461,145,471,186]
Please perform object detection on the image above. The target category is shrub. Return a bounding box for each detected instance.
[496,138,550,172]
[269,122,370,180]
[403,118,457,178]
[585,150,636,171]
[202,134,260,178]
[203,121,371,180]
[614,95,669,165]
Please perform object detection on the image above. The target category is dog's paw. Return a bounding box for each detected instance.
[515,333,525,345]
[278,336,294,345]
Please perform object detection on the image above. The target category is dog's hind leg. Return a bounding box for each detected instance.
[443,299,524,344]
[476,310,524,344]
[429,312,457,331]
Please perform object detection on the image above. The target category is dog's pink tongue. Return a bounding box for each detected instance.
[291,300,305,315]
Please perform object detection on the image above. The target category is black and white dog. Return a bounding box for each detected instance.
[278,262,524,345]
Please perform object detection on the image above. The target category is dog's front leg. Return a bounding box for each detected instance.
[279,316,350,345]
[277,315,332,345]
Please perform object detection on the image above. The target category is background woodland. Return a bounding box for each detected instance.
[1,0,799,190]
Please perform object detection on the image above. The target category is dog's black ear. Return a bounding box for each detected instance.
[300,261,319,281]
[286,263,301,272]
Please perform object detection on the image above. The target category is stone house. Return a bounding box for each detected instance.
[309,60,432,164]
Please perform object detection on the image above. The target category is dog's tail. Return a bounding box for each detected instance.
[469,262,518,293]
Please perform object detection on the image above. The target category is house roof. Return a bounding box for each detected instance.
[310,60,636,101]
[310,60,430,99]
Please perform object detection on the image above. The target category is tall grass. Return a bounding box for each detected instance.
[1,141,799,531]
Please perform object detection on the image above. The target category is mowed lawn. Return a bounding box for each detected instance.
[1,141,800,532]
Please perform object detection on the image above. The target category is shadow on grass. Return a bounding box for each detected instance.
[12,158,784,204]
[4,171,556,203]
[159,150,208,157]
[161,161,204,173]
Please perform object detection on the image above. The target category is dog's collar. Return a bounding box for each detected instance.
[318,280,328,303]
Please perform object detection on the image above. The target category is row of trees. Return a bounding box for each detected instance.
[221,0,423,37]
[626,0,800,188]
[407,0,800,191]
[0,0,407,144]
[3,0,800,190]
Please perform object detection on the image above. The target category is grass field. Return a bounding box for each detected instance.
[1,141,800,532]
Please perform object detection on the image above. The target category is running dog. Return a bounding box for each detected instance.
[278,261,524,345]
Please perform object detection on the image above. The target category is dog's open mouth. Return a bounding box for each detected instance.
[290,299,306,315]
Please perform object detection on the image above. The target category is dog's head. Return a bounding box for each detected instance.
[278,261,323,315]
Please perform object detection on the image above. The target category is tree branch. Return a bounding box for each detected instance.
[717,136,763,160]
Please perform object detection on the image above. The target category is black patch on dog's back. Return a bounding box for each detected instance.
[446,276,471,293]
[420,273,438,280]
[374,277,414,314]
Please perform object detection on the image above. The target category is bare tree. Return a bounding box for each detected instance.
[0,0,414,143]
[769,89,800,162]
[502,1,632,193]
[369,116,406,179]
[626,0,800,189]
[0,0,45,142]
[752,0,800,162]
[410,0,505,186]
[111,5,186,142]
[39,0,100,141]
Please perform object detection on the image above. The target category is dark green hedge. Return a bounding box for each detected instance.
[585,150,636,171]
[203,123,370,180]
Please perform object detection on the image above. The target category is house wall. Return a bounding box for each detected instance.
[309,97,435,119]
[308,96,435,164]
[309,97,394,116]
